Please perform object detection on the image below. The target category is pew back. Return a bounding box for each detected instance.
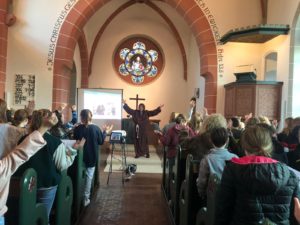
[55,170,73,225]
[179,154,201,225]
[67,149,86,222]
[6,168,48,225]
[170,145,188,224]
[196,174,220,225]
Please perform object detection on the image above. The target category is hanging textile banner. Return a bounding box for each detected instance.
[14,74,35,105]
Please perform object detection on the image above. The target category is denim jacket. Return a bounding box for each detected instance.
[196,148,237,197]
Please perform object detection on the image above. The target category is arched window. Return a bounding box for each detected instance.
[264,52,277,81]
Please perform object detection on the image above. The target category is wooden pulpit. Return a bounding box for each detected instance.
[224,81,283,120]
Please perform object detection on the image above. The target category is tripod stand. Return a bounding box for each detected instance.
[106,137,128,185]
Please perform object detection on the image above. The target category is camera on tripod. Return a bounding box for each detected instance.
[109,130,127,144]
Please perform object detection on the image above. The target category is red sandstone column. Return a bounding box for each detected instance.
[0,0,8,99]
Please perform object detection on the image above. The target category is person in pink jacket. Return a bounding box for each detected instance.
[0,129,47,222]
[0,99,47,224]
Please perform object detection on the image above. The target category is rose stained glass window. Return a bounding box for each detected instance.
[114,37,163,85]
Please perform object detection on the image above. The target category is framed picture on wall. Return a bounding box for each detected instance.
[14,74,35,105]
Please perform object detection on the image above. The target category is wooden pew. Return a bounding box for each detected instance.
[162,146,174,201]
[6,168,48,225]
[67,149,86,223]
[55,170,73,225]
[162,146,166,189]
[196,174,220,225]
[179,154,201,225]
[169,145,188,225]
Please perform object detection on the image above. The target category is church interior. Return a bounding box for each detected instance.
[1,0,300,224]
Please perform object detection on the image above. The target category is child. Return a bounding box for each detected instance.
[73,109,112,206]
[196,127,237,198]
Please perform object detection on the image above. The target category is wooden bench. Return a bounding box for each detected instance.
[6,168,48,225]
[55,170,73,225]
[179,154,201,225]
[67,149,86,223]
[169,145,188,225]
[196,174,220,225]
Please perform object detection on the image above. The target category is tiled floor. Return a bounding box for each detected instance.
[79,147,171,225]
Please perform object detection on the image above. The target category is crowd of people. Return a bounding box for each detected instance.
[0,99,112,224]
[2,95,300,224]
[158,97,300,225]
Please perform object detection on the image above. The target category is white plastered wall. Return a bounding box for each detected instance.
[5,0,74,109]
[86,2,202,126]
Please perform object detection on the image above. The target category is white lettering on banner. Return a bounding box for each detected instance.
[195,0,224,77]
[47,0,78,71]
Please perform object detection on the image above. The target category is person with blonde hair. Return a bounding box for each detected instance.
[278,117,294,143]
[161,112,179,135]
[215,125,300,225]
[259,115,271,125]
[187,114,227,160]
[189,112,203,134]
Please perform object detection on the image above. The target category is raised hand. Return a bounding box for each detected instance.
[272,119,278,128]
[25,100,35,116]
[201,107,208,116]
[102,124,114,134]
[73,138,86,150]
[122,99,126,104]
[71,105,77,111]
[244,112,253,122]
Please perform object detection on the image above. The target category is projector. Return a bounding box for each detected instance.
[109,130,127,144]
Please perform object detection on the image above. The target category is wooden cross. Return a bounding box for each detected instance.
[130,94,145,109]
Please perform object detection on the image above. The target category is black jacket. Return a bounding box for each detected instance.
[215,155,300,225]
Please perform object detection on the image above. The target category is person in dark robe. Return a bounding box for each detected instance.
[123,100,163,158]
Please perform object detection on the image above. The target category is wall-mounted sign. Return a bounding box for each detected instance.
[14,74,35,105]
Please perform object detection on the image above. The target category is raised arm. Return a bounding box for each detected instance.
[147,104,163,117]
[123,103,135,116]
[0,131,46,182]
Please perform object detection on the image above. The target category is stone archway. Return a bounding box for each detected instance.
[0,0,9,99]
[78,33,89,88]
[53,0,218,113]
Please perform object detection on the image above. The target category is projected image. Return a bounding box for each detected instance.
[83,90,122,119]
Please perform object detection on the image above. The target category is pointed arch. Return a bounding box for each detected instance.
[52,0,218,112]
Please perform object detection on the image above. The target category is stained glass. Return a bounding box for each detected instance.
[120,48,130,60]
[148,50,158,62]
[132,75,144,84]
[147,65,158,77]
[133,42,146,50]
[118,41,160,84]
[119,64,128,76]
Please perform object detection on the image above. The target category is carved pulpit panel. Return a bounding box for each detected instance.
[235,86,255,116]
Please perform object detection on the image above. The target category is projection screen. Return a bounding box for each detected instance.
[77,88,123,130]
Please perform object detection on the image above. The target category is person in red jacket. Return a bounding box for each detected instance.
[156,114,195,170]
